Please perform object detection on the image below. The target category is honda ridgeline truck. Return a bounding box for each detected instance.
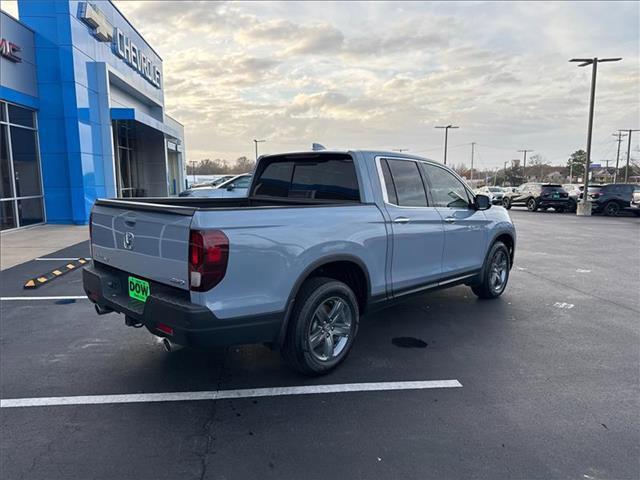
[84,151,516,375]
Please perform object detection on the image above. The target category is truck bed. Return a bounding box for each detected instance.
[95,196,361,215]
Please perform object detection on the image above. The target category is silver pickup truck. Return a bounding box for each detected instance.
[84,150,516,374]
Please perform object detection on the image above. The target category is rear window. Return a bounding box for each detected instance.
[541,184,564,192]
[252,155,360,201]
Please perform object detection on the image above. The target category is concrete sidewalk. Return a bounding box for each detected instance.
[0,224,89,270]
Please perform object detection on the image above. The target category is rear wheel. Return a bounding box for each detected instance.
[282,277,359,376]
[471,241,510,299]
[604,201,620,216]
[502,197,512,209]
[526,198,538,212]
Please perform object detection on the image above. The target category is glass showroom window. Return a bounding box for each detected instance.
[0,101,44,230]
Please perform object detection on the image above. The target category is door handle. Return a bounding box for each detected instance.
[444,217,456,223]
[393,217,410,224]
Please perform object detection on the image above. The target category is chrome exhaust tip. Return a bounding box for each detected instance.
[160,337,183,353]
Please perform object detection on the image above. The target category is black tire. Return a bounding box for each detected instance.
[555,207,565,213]
[603,201,620,216]
[471,241,510,299]
[502,197,512,209]
[526,198,538,212]
[568,200,577,213]
[282,277,359,376]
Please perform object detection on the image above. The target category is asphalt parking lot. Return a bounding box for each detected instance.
[1,209,639,480]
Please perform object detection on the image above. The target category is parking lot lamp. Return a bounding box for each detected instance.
[570,57,622,215]
[253,139,266,161]
[435,125,459,165]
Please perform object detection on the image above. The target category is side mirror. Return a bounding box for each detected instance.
[226,184,235,191]
[474,194,491,210]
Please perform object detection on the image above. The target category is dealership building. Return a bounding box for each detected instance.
[1,1,185,230]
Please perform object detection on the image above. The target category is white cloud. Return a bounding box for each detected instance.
[2,0,638,167]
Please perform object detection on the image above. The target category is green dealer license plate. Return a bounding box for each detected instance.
[128,276,150,302]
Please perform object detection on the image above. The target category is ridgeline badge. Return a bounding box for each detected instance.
[78,2,161,89]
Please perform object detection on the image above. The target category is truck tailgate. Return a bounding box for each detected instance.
[90,203,193,290]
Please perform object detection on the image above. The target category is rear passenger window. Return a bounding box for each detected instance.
[384,159,428,207]
[421,163,471,208]
[253,157,360,201]
[380,159,398,205]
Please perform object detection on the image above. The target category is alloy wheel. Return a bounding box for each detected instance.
[307,297,353,362]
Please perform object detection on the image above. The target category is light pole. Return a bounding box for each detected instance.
[253,139,266,161]
[503,161,509,187]
[470,142,476,182]
[570,57,622,215]
[435,125,459,165]
[620,129,640,182]
[518,149,532,183]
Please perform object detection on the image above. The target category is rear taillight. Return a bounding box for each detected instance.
[189,230,229,291]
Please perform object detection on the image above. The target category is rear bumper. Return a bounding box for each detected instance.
[83,263,283,348]
[538,198,570,208]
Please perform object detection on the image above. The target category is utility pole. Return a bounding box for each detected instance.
[613,131,628,183]
[253,139,266,161]
[188,160,199,184]
[569,160,574,183]
[570,56,622,215]
[435,125,459,165]
[470,142,476,182]
[620,129,640,183]
[518,149,532,182]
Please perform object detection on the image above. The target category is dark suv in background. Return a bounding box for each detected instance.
[591,184,640,216]
[509,183,571,212]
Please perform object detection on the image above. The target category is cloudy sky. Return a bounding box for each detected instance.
[4,1,639,169]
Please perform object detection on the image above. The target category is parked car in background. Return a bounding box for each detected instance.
[630,188,640,213]
[578,185,603,203]
[508,183,570,212]
[180,174,252,198]
[562,184,583,212]
[475,186,505,205]
[84,150,516,374]
[500,187,520,209]
[591,183,640,216]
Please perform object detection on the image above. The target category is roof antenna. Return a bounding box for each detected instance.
[311,143,326,151]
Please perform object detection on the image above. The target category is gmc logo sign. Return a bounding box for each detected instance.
[0,38,22,63]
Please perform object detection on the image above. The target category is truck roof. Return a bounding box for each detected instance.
[259,149,436,163]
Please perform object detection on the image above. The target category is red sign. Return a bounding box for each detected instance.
[0,38,22,63]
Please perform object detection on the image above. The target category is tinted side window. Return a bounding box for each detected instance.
[253,157,360,201]
[421,164,471,208]
[385,159,428,207]
[380,159,398,205]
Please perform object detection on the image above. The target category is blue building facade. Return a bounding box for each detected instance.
[0,1,185,230]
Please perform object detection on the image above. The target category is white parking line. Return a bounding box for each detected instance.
[0,296,88,301]
[0,380,462,408]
